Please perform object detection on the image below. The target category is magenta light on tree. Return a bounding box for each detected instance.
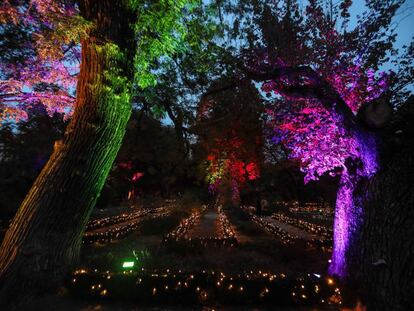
[264,60,388,277]
[0,0,83,123]
[329,128,379,276]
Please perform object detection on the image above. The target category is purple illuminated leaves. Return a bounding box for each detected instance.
[264,62,389,182]
[0,0,84,123]
[266,98,358,183]
[258,1,394,183]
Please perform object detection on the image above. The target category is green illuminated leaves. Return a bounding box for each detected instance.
[132,0,199,89]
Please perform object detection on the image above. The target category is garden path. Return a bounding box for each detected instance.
[188,209,219,238]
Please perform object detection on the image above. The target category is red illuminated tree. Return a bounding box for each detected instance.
[195,80,263,204]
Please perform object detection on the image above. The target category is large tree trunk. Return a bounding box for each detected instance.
[329,169,362,277]
[350,146,414,310]
[0,1,135,305]
[329,128,379,278]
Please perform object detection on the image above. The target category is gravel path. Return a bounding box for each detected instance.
[188,210,219,238]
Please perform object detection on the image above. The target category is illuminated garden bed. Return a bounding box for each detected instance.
[83,207,171,244]
[272,213,333,246]
[162,207,238,248]
[68,268,342,307]
[85,209,152,231]
[163,236,237,248]
[251,215,298,244]
[68,269,342,306]
[162,208,205,243]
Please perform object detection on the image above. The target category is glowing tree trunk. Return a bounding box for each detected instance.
[249,67,383,278]
[330,129,379,277]
[0,1,135,304]
[330,167,367,277]
[330,170,357,277]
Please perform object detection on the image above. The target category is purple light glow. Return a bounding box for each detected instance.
[266,93,382,279]
[329,171,354,276]
[329,130,378,277]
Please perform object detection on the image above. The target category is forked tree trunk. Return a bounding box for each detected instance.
[0,1,135,305]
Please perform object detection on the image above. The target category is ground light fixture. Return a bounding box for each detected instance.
[122,261,135,269]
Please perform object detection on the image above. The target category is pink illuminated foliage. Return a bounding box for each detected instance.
[128,171,144,199]
[131,171,144,182]
[265,98,359,183]
[257,1,393,184]
[0,0,85,123]
[235,0,404,277]
[117,161,145,199]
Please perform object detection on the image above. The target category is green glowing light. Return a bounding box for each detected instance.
[122,261,135,268]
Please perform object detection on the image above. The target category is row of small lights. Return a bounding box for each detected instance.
[276,200,330,209]
[272,212,333,241]
[286,201,334,219]
[179,207,239,247]
[85,208,154,231]
[241,206,332,251]
[70,268,342,306]
[216,208,237,240]
[271,210,333,252]
[163,206,238,247]
[83,207,171,244]
[163,207,206,243]
[250,214,298,244]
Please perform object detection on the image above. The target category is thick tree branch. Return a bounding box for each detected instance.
[202,65,359,132]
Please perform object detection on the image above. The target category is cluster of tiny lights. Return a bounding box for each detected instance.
[216,208,237,240]
[163,206,238,247]
[242,207,332,252]
[69,268,342,306]
[85,208,153,231]
[163,207,205,242]
[83,207,171,244]
[250,214,297,244]
[285,201,334,220]
[272,213,333,242]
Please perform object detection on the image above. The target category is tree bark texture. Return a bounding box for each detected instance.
[0,0,136,305]
[350,146,414,310]
[329,169,361,278]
